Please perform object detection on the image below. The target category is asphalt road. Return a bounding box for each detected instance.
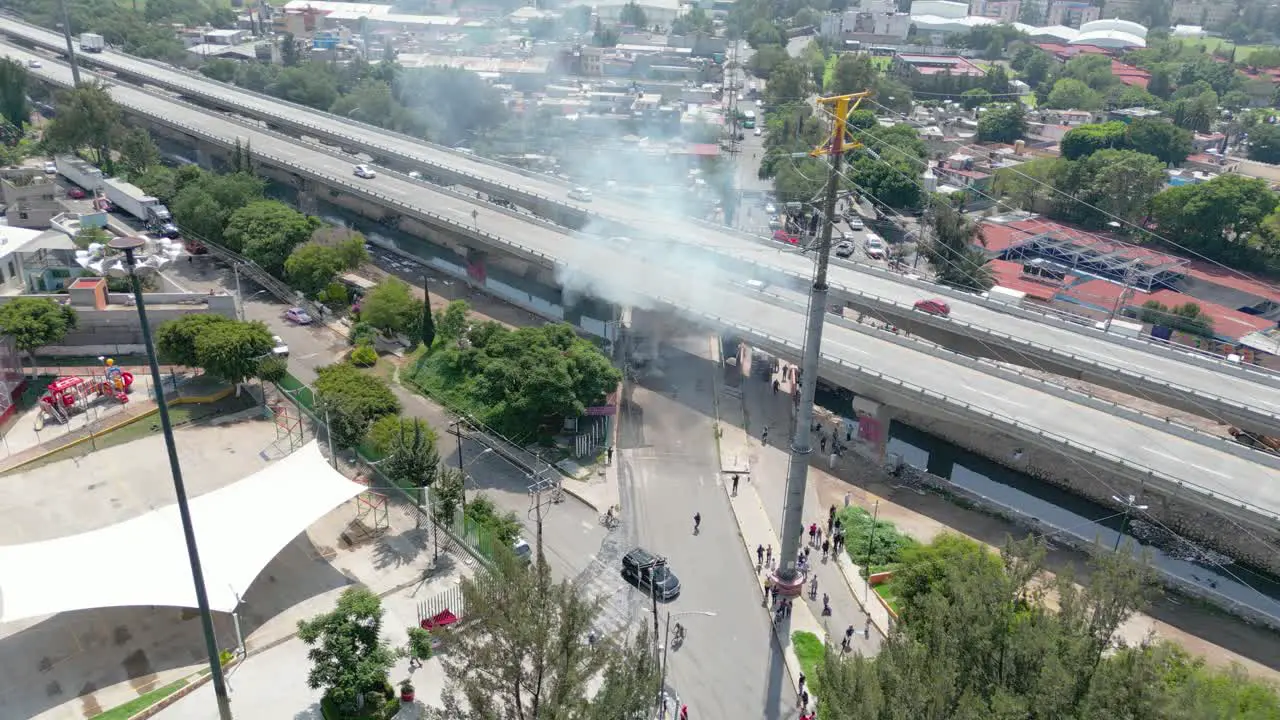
[7,20,1275,427]
[621,335,799,720]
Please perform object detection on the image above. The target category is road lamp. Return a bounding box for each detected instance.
[1112,493,1148,552]
[107,235,234,720]
[659,609,716,707]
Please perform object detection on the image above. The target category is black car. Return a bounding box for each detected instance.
[621,547,681,600]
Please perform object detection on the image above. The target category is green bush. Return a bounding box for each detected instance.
[320,281,350,308]
[837,505,917,570]
[349,321,378,347]
[350,345,378,367]
[364,415,436,460]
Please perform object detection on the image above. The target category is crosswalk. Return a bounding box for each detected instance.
[574,534,640,638]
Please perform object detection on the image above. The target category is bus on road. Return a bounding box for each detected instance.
[743,110,756,129]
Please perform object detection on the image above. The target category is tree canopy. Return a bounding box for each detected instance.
[412,304,621,440]
[297,587,398,714]
[926,196,993,292]
[314,362,402,448]
[224,201,320,276]
[431,546,660,719]
[155,315,274,388]
[976,104,1027,143]
[0,59,30,129]
[0,298,77,363]
[360,277,424,337]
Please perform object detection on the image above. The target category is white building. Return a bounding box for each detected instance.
[569,0,684,27]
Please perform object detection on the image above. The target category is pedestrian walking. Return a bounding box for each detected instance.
[844,491,852,508]
[693,512,701,534]
[756,544,765,567]
[607,446,614,463]
[765,544,773,567]
[815,527,823,547]
[865,616,872,639]
[843,625,854,652]
[680,704,689,720]
[761,426,769,445]
[799,689,809,709]
[798,672,806,694]
[809,574,819,599]
[808,522,817,545]
[822,538,830,561]
[732,474,740,496]
[772,378,779,395]
[820,435,827,452]
[822,593,831,616]
[826,515,834,536]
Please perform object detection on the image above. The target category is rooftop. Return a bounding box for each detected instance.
[397,54,551,74]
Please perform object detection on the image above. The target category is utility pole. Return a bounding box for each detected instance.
[527,472,559,567]
[450,420,466,521]
[1112,489,1148,552]
[57,0,81,86]
[1103,264,1137,333]
[776,91,871,603]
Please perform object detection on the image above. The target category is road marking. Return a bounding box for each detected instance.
[160,271,191,294]
[1183,462,1230,479]
[961,384,1023,408]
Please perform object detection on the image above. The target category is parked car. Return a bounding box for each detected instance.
[834,241,855,258]
[512,538,532,565]
[863,235,887,260]
[353,164,377,179]
[43,160,56,174]
[913,298,951,317]
[621,547,680,600]
[772,229,799,245]
[66,186,86,199]
[284,307,313,325]
[271,335,289,356]
[568,187,593,202]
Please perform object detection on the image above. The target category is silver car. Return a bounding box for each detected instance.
[834,241,855,258]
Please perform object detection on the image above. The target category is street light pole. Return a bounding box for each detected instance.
[778,92,871,599]
[108,236,233,720]
[57,0,81,86]
[1112,491,1148,552]
[659,610,716,713]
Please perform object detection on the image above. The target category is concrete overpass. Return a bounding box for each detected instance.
[10,45,1280,571]
[4,19,1280,438]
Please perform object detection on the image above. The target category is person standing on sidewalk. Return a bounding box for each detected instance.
[732,474,740,496]
[821,538,830,561]
[761,426,769,445]
[756,544,765,568]
[693,512,701,534]
[765,544,773,568]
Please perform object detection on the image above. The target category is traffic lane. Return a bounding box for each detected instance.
[812,324,1280,513]
[461,446,605,581]
[626,343,796,719]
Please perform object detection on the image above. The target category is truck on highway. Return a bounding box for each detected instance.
[79,33,105,53]
[54,155,105,193]
[101,177,179,237]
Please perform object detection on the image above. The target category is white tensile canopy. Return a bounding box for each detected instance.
[0,441,364,624]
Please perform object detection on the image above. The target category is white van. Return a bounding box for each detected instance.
[568,187,593,202]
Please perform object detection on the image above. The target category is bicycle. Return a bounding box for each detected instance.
[599,510,620,530]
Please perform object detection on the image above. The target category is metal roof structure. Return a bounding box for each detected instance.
[1001,228,1188,291]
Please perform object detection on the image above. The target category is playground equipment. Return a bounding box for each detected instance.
[36,361,135,424]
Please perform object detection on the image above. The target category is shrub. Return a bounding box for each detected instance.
[350,345,378,367]
[365,415,436,460]
[837,505,917,570]
[349,321,378,348]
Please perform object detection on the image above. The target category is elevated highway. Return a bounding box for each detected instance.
[4,19,1280,436]
[9,45,1280,567]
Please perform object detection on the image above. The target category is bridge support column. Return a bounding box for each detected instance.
[852,396,893,462]
[296,178,318,216]
[195,144,213,170]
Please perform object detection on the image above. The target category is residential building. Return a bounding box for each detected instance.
[820,0,912,42]
[397,53,553,90]
[1,170,61,230]
[970,0,1022,22]
[1046,0,1100,28]
[1102,0,1232,28]
[567,0,684,27]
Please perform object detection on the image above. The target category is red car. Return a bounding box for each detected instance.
[772,229,799,245]
[66,186,86,199]
[913,298,951,317]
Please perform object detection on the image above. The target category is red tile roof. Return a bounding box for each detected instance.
[1061,278,1126,308]
[986,259,1066,300]
[1144,289,1277,340]
[1111,60,1150,88]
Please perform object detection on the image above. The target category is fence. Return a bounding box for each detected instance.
[271,372,496,569]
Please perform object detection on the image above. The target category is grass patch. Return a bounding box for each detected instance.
[869,56,892,71]
[837,505,918,571]
[279,372,317,412]
[90,677,188,720]
[874,578,904,615]
[403,350,489,425]
[791,631,825,696]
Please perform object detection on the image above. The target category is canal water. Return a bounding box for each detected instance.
[810,383,1280,624]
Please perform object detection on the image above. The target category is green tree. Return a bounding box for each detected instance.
[1020,49,1053,88]
[619,1,647,27]
[1060,121,1129,160]
[1139,300,1215,336]
[365,415,435,458]
[1247,123,1280,164]
[431,544,661,720]
[170,171,264,244]
[976,103,1027,143]
[361,277,423,336]
[0,58,30,128]
[192,319,275,392]
[42,81,121,168]
[830,54,879,95]
[746,19,786,49]
[435,299,470,342]
[764,58,813,106]
[1045,78,1104,110]
[748,44,790,79]
[1075,149,1168,228]
[223,200,319,276]
[960,87,993,110]
[1149,175,1277,263]
[281,32,300,67]
[156,314,232,366]
[926,196,993,291]
[993,157,1064,213]
[314,362,401,448]
[1126,119,1193,165]
[117,127,160,178]
[420,294,437,349]
[296,587,397,714]
[133,165,179,203]
[0,297,77,369]
[285,243,348,298]
[310,227,370,269]
[431,467,465,524]
[382,417,441,500]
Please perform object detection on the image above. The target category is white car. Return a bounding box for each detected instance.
[43,161,56,174]
[408,171,422,180]
[863,235,887,260]
[848,216,864,230]
[27,59,42,69]
[753,127,762,136]
[568,187,593,202]
[764,202,777,215]
[271,335,289,357]
[353,164,377,179]
[834,241,855,258]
